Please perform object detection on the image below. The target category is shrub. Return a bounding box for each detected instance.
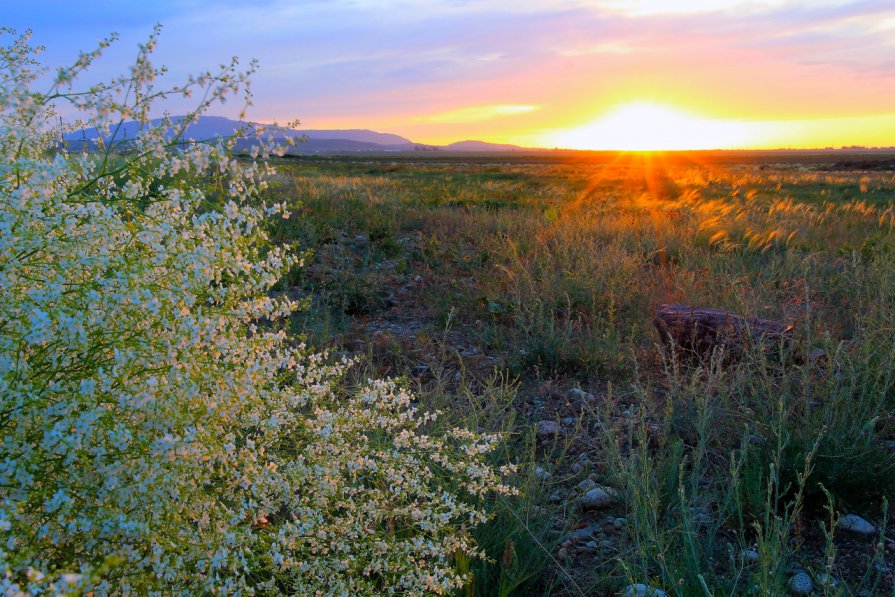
[0,27,511,594]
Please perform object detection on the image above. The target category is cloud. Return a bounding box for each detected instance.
[413,104,539,124]
[594,0,794,16]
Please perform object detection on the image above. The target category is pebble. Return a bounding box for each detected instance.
[536,420,561,440]
[623,583,668,597]
[533,466,551,480]
[808,347,828,361]
[837,513,876,535]
[788,571,813,595]
[560,523,601,544]
[612,517,627,530]
[580,487,616,510]
[583,540,599,553]
[816,572,839,587]
[741,549,760,563]
[568,388,596,402]
[548,492,563,504]
[571,458,593,475]
[562,416,577,426]
[576,479,597,492]
[556,547,569,561]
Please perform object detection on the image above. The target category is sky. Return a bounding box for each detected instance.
[4,0,895,149]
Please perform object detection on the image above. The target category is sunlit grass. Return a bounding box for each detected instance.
[267,151,895,594]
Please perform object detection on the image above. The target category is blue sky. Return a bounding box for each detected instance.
[5,1,895,147]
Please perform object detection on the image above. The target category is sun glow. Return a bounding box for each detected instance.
[548,102,758,151]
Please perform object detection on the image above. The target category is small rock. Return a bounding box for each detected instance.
[560,523,600,544]
[562,416,577,426]
[837,513,876,535]
[548,492,563,504]
[623,583,668,597]
[808,347,828,361]
[571,459,592,476]
[690,506,713,524]
[413,275,422,283]
[613,517,627,530]
[583,540,599,553]
[536,420,561,441]
[576,479,597,492]
[742,549,760,563]
[568,388,595,402]
[557,547,569,561]
[533,466,551,480]
[815,572,839,588]
[580,487,616,510]
[788,571,813,595]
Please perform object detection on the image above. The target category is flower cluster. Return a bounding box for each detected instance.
[0,27,511,595]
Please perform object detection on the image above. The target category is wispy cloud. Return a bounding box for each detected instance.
[413,104,539,124]
[594,0,794,16]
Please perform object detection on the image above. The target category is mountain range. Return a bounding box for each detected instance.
[66,115,526,153]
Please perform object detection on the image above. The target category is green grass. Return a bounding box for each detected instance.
[264,151,895,595]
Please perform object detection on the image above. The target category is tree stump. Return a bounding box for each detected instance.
[653,304,793,361]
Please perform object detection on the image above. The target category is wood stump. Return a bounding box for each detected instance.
[654,304,793,361]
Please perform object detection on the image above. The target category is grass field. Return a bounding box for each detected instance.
[268,150,895,595]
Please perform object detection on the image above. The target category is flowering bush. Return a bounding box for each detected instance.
[0,27,512,595]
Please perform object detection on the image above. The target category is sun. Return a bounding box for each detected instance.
[548,102,757,151]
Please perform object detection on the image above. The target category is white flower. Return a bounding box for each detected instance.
[0,27,509,596]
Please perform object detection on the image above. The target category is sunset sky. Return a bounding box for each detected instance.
[7,0,895,149]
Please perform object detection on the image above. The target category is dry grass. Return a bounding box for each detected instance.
[266,151,895,595]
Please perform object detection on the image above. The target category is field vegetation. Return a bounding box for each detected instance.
[267,151,895,595]
[3,25,894,595]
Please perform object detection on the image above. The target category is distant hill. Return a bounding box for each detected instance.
[300,129,412,146]
[444,140,523,152]
[68,116,247,143]
[66,115,526,154]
